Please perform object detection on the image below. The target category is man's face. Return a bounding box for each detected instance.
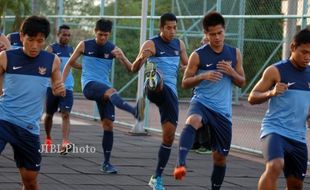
[160,20,177,42]
[291,43,310,69]
[205,24,225,49]
[95,30,110,45]
[58,29,71,45]
[20,33,46,57]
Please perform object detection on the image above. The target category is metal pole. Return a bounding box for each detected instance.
[216,0,222,12]
[282,0,297,59]
[130,0,148,134]
[100,0,105,16]
[301,0,308,29]
[234,0,245,103]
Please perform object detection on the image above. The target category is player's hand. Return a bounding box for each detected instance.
[200,70,223,82]
[270,82,288,97]
[52,81,66,97]
[0,42,7,52]
[111,47,124,59]
[217,60,233,75]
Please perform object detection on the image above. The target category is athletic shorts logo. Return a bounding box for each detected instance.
[13,66,22,70]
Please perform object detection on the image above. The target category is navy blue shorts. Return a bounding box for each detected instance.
[0,120,41,171]
[261,133,308,180]
[83,81,115,121]
[147,84,178,126]
[187,101,232,156]
[46,87,73,114]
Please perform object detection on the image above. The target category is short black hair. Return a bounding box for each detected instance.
[293,28,310,47]
[95,19,113,32]
[203,11,225,31]
[59,24,70,31]
[20,15,50,38]
[160,13,177,27]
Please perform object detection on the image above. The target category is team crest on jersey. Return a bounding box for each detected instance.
[174,51,179,55]
[38,67,46,75]
[104,53,110,59]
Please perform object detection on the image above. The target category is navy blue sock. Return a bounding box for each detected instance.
[110,93,135,115]
[178,124,196,166]
[102,130,113,164]
[155,143,171,177]
[211,165,226,190]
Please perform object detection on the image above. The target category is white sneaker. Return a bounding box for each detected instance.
[148,175,165,190]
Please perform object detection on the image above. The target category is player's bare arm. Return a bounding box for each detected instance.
[131,40,155,73]
[51,55,66,97]
[62,41,84,81]
[0,51,7,95]
[216,48,245,87]
[182,51,223,89]
[112,47,132,72]
[179,40,188,72]
[0,34,11,51]
[248,65,289,105]
[307,107,310,128]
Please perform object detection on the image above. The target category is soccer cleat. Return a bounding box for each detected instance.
[60,140,73,155]
[195,147,212,154]
[148,175,165,190]
[101,163,118,174]
[44,138,53,153]
[173,166,186,180]
[145,62,158,91]
[135,97,145,121]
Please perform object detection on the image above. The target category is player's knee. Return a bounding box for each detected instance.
[101,119,114,131]
[22,175,38,190]
[44,114,53,121]
[163,134,174,145]
[185,115,202,128]
[266,159,283,176]
[61,112,70,120]
[213,152,226,166]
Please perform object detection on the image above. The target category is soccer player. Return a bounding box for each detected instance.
[173,12,245,190]
[43,24,81,155]
[7,31,23,49]
[131,12,188,190]
[0,15,65,190]
[62,18,144,174]
[248,29,310,190]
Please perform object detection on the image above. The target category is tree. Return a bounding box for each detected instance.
[0,0,31,32]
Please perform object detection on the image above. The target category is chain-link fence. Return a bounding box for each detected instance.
[2,0,310,158]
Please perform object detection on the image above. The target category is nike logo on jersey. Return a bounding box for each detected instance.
[287,82,296,87]
[160,51,165,55]
[88,51,94,55]
[56,52,61,55]
[13,66,22,70]
[206,64,213,67]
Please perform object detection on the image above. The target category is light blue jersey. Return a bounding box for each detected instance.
[50,43,74,90]
[191,44,237,121]
[81,39,115,90]
[147,35,181,96]
[0,49,54,135]
[261,60,310,143]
